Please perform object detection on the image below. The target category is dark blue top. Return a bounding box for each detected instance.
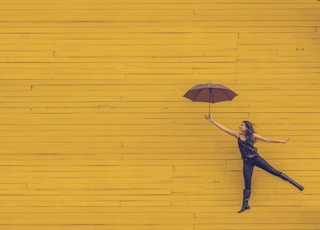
[237,137,259,160]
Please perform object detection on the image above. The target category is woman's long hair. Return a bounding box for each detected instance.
[243,120,256,143]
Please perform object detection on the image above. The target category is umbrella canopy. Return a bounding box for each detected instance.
[183,83,237,113]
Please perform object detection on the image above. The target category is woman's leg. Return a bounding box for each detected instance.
[253,156,304,191]
[243,160,254,190]
[253,156,281,177]
[238,160,254,213]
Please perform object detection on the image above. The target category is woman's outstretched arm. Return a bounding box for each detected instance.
[205,114,239,138]
[253,133,290,144]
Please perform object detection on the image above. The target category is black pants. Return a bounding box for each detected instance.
[243,155,282,190]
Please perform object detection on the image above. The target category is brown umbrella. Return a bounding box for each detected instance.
[183,83,237,114]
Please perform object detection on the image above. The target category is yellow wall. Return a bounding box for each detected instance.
[0,0,320,229]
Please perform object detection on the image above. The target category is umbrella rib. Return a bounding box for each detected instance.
[219,88,235,100]
[192,88,207,102]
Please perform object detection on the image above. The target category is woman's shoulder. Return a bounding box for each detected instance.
[252,133,260,141]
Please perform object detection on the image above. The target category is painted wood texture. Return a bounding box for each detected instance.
[0,0,319,229]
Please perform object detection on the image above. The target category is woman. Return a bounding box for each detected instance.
[205,114,304,213]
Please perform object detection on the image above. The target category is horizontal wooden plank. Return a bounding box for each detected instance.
[0,1,318,10]
[0,25,315,33]
[196,20,320,27]
[0,75,319,84]
[197,9,320,16]
[195,224,319,230]
[0,78,319,87]
[0,225,193,230]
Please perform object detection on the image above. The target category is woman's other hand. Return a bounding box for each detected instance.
[282,138,290,144]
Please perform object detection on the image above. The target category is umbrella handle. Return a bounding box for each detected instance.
[205,112,211,119]
[208,86,212,117]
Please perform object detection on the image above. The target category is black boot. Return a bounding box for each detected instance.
[280,173,304,191]
[238,189,251,213]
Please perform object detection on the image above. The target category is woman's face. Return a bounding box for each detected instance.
[239,122,247,133]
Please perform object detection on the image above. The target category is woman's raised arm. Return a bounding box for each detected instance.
[205,114,239,138]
